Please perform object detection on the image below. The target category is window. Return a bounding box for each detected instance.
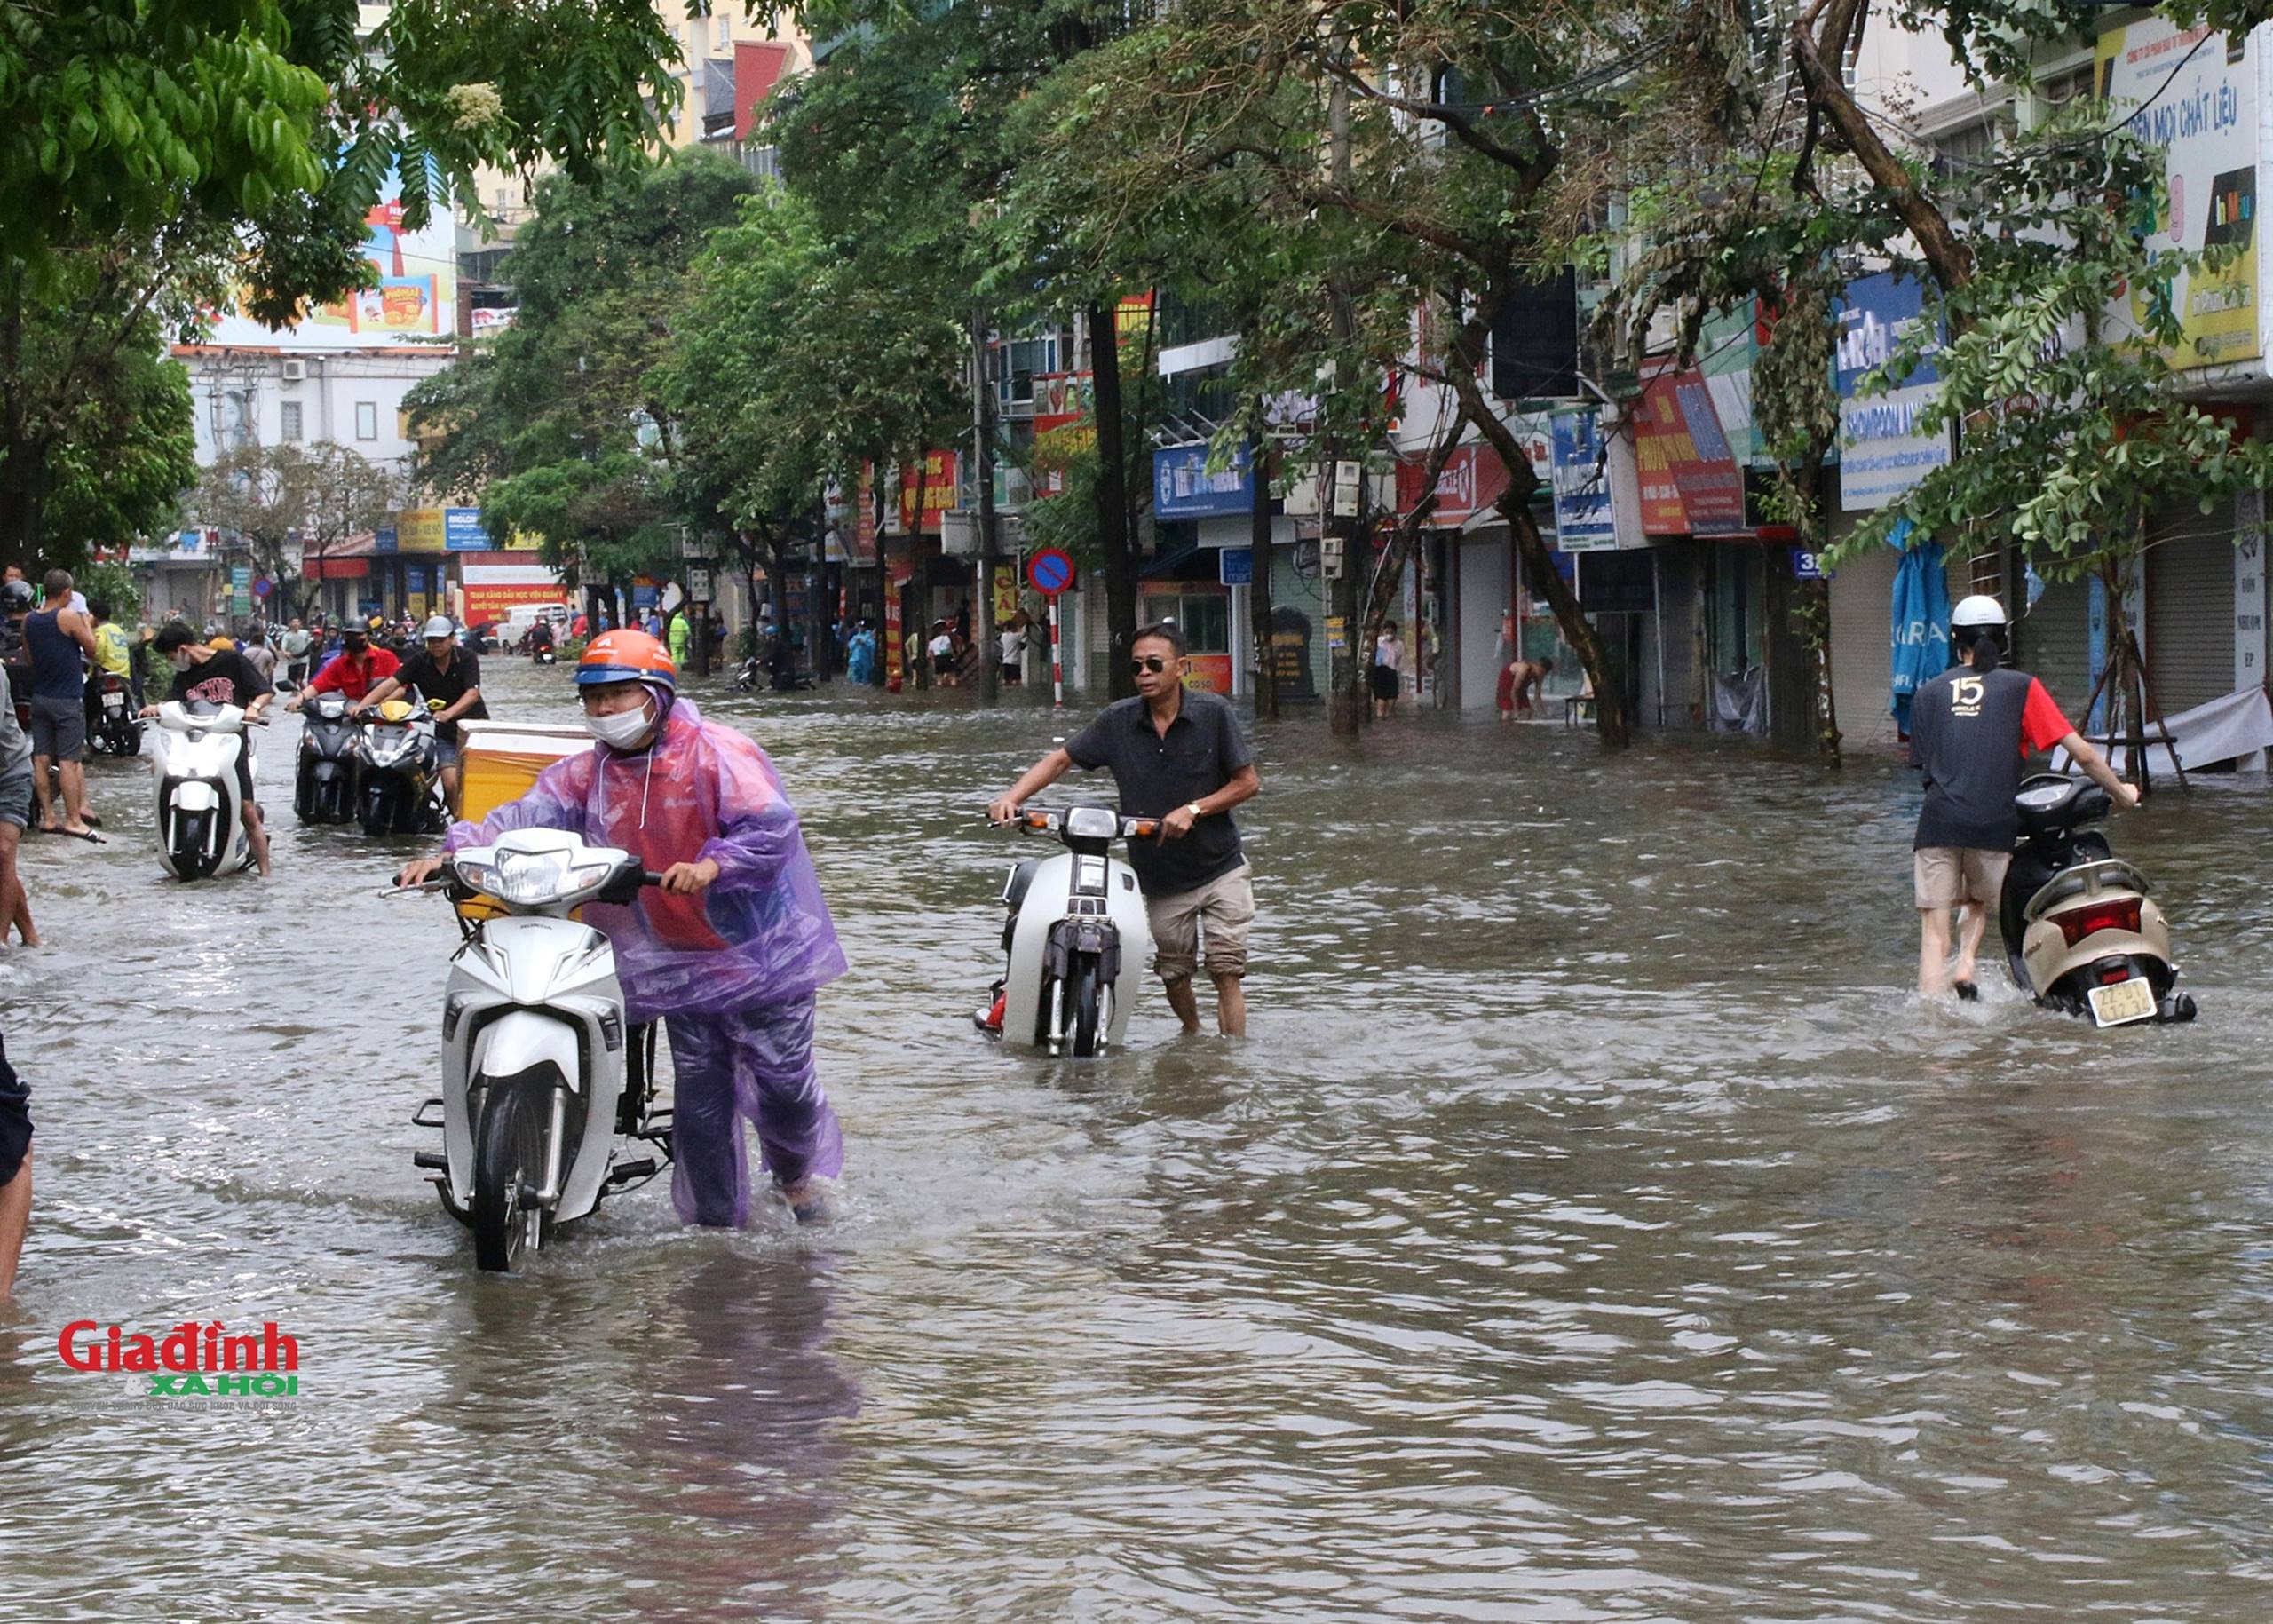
[280,400,303,441]
[715,16,729,50]
[354,401,378,440]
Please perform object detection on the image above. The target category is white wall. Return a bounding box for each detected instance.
[178,349,453,485]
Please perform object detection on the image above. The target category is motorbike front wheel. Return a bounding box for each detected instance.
[169,810,218,880]
[359,781,395,837]
[1065,958,1104,1058]
[472,1076,547,1272]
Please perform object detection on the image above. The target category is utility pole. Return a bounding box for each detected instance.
[1326,68,1366,736]
[1248,432,1278,721]
[972,308,1001,704]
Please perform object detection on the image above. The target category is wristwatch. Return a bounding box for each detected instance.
[1185,801,1205,819]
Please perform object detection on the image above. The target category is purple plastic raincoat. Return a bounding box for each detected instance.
[443,699,846,1024]
[444,700,847,1220]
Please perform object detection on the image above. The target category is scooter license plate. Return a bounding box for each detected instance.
[2087,977,2158,1027]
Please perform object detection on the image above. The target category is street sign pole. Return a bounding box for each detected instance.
[1026,547,1076,708]
[1049,596,1063,709]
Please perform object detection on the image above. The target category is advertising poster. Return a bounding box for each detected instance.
[1834,271,1950,511]
[202,165,457,348]
[2097,18,2260,369]
[898,450,958,535]
[1632,361,1746,534]
[1153,443,1255,519]
[460,558,566,624]
[1548,409,1620,551]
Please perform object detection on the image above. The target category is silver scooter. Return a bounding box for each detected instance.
[403,827,672,1271]
[149,700,259,880]
[979,805,1157,1057]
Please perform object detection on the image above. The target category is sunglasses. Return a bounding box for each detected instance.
[1130,655,1177,674]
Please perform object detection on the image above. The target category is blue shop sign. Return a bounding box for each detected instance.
[1152,443,1254,520]
[443,508,490,551]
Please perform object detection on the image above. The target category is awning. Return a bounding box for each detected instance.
[734,42,792,140]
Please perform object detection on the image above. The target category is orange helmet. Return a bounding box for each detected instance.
[576,628,677,692]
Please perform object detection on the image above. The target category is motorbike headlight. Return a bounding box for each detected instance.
[491,847,574,905]
[1065,805,1119,841]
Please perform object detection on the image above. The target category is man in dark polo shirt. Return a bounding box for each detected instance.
[988,621,1263,1035]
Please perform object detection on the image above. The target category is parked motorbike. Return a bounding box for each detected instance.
[1999,772,2195,1026]
[978,805,1158,1057]
[354,698,447,836]
[403,828,670,1271]
[83,669,141,756]
[293,692,361,824]
[150,700,258,881]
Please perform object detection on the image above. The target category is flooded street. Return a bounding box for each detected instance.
[7,659,2273,1620]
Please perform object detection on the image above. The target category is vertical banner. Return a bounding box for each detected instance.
[2238,489,2267,690]
[884,557,909,693]
[1548,408,1619,550]
[1834,272,1949,511]
[993,563,1018,624]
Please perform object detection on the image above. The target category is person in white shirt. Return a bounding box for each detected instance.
[927,622,958,687]
[1371,622,1406,717]
[998,616,1027,685]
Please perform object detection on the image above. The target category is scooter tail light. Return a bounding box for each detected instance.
[2055,896,2142,947]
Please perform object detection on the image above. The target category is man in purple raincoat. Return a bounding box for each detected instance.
[400,630,846,1224]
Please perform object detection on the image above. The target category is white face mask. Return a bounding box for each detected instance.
[584,701,654,751]
[170,651,193,672]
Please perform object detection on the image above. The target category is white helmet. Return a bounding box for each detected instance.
[420,615,455,639]
[1951,594,2008,630]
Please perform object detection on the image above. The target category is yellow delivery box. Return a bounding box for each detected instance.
[459,719,589,823]
[453,720,590,925]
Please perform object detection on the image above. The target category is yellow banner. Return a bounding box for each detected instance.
[396,509,447,551]
[994,564,1018,622]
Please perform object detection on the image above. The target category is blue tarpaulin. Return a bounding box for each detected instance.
[1888,520,1949,733]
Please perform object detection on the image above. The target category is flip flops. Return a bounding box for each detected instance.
[36,826,104,844]
[1953,979,1980,1002]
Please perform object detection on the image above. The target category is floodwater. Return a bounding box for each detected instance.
[4,659,2273,1621]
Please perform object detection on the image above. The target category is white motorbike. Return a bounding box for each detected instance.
[149,701,259,880]
[980,804,1158,1057]
[404,827,672,1271]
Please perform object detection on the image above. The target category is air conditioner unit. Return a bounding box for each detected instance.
[280,360,305,383]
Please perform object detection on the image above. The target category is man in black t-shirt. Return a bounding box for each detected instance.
[1908,595,2135,997]
[987,621,1263,1036]
[141,622,273,875]
[356,615,487,817]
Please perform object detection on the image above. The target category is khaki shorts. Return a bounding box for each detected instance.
[1915,846,2011,910]
[1147,861,1255,983]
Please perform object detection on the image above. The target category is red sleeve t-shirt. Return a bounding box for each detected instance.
[2020,677,2071,755]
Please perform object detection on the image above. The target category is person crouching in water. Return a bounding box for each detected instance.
[398,630,847,1224]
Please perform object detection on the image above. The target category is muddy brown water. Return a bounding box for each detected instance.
[4,661,2272,1620]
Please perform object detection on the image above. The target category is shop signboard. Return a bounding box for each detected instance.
[2097,17,2260,370]
[395,509,447,551]
[443,509,489,551]
[1153,443,1254,520]
[1548,408,1620,551]
[898,449,958,535]
[460,558,567,624]
[1632,361,1746,534]
[1219,547,1253,586]
[1834,271,1950,511]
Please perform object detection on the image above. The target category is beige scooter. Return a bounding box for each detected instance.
[1998,773,2195,1026]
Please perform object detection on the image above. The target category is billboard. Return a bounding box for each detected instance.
[897,449,958,534]
[202,165,457,350]
[2097,18,2260,369]
[1153,443,1255,519]
[1632,361,1746,534]
[1548,409,1620,550]
[460,558,566,625]
[1834,272,1950,511]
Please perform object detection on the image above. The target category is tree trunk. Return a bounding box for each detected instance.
[1249,435,1277,721]
[1791,8,1974,296]
[973,309,1000,705]
[0,456,47,574]
[1089,298,1140,700]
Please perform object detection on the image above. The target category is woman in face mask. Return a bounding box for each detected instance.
[397,630,848,1224]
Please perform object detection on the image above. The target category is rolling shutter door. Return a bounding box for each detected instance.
[2018,576,2093,723]
[1828,543,1897,746]
[2146,496,2234,714]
